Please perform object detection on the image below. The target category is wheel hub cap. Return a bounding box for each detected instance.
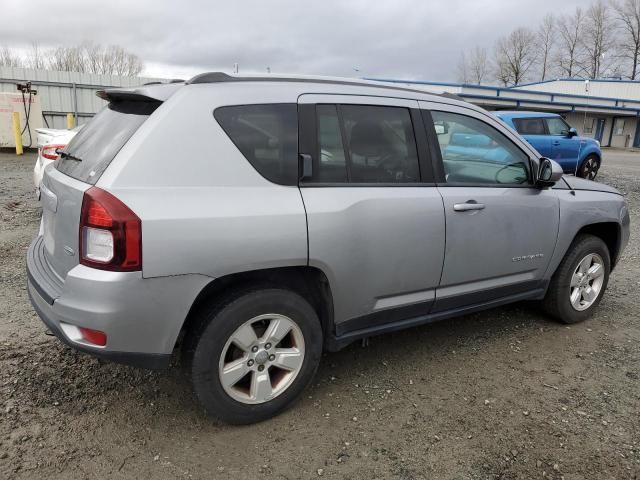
[254,350,269,365]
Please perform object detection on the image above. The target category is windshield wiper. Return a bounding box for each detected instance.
[56,149,82,162]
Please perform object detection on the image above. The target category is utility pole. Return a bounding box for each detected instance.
[583,79,590,135]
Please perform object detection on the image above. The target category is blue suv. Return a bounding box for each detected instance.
[494,111,601,180]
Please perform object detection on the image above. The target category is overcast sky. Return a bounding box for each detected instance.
[3,0,587,82]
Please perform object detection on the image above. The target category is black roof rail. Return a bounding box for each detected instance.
[187,72,235,84]
[184,72,474,107]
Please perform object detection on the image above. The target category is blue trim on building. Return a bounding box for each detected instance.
[457,93,640,114]
[366,77,640,106]
[518,77,640,87]
[365,78,640,111]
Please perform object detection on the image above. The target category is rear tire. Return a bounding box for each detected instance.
[188,288,322,424]
[543,234,610,324]
[577,154,600,180]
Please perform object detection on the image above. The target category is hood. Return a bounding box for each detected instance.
[562,176,622,195]
[577,136,600,146]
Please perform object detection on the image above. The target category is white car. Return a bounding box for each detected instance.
[33,126,82,198]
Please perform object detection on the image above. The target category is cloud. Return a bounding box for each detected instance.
[1,0,586,81]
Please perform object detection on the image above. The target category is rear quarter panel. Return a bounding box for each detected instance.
[96,85,308,279]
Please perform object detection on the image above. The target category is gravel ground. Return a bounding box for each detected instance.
[0,150,638,479]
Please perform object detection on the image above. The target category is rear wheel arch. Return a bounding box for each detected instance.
[178,266,335,353]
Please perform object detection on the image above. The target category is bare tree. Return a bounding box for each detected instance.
[48,45,87,73]
[456,51,470,83]
[42,43,144,76]
[26,42,46,69]
[536,14,556,80]
[581,0,616,79]
[556,8,585,77]
[457,47,489,84]
[0,46,23,67]
[613,0,640,79]
[82,44,144,76]
[494,28,537,86]
[468,46,489,84]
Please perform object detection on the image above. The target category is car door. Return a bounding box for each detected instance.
[419,101,560,312]
[298,94,445,336]
[545,116,581,170]
[511,117,552,158]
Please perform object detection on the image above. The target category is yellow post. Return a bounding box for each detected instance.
[66,113,75,130]
[12,112,23,156]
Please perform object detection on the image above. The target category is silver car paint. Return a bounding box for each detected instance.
[297,94,446,325]
[40,167,89,279]
[27,77,630,359]
[416,101,561,305]
[28,263,210,354]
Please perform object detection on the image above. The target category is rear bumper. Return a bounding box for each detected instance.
[27,283,170,369]
[26,235,210,369]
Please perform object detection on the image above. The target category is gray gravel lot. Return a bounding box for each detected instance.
[0,149,639,479]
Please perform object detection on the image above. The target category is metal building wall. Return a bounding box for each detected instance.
[515,80,640,100]
[0,66,164,129]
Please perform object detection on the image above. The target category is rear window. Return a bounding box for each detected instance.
[214,104,298,185]
[56,100,159,184]
[512,117,546,135]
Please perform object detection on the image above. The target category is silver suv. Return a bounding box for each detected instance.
[27,73,630,424]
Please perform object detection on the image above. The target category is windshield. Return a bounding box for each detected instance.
[56,100,159,184]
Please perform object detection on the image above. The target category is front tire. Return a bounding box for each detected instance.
[188,288,323,424]
[543,234,610,324]
[577,154,600,180]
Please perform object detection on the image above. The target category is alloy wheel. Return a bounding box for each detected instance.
[582,157,599,180]
[569,253,605,311]
[218,314,305,404]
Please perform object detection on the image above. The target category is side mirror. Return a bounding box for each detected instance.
[536,157,563,188]
[567,127,578,137]
[434,121,449,135]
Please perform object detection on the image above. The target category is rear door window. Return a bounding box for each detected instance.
[56,100,159,184]
[310,104,420,184]
[512,117,546,135]
[215,104,298,185]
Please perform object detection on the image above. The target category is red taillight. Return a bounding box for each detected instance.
[79,187,142,271]
[78,327,107,346]
[41,144,67,160]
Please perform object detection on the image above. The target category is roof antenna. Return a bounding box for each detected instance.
[233,63,239,74]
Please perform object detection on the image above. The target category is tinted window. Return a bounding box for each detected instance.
[215,104,298,185]
[545,117,571,136]
[316,105,348,182]
[431,111,529,185]
[56,100,159,184]
[310,105,420,183]
[513,117,546,135]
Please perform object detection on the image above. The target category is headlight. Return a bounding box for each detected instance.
[596,140,600,147]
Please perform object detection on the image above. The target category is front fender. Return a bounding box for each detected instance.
[545,190,627,279]
[579,144,601,163]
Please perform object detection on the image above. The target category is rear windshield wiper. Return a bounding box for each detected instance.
[56,149,82,162]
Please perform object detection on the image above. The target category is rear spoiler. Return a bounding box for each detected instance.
[96,82,183,103]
